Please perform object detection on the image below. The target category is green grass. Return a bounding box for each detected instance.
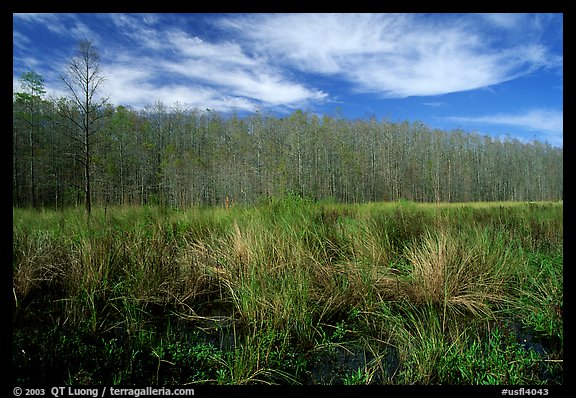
[12,198,563,385]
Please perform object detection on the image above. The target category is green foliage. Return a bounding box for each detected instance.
[13,201,562,385]
[512,251,563,343]
[343,367,370,385]
[13,97,563,209]
[16,70,46,99]
[437,327,554,385]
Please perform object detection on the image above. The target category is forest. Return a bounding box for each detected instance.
[13,71,562,210]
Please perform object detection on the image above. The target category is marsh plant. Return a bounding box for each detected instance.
[13,198,563,385]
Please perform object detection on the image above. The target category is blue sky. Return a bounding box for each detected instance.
[13,13,563,147]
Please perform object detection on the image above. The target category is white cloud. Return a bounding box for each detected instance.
[162,57,327,106]
[478,13,526,29]
[446,109,563,134]
[446,109,563,146]
[140,85,258,113]
[107,13,165,51]
[166,29,257,67]
[422,102,445,107]
[217,13,399,75]
[13,13,562,118]
[14,13,101,43]
[217,13,562,98]
[13,13,328,113]
[84,61,259,112]
[102,55,308,112]
[14,13,68,36]
[12,31,31,51]
[98,22,328,110]
[69,20,101,44]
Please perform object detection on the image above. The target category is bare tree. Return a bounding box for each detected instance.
[59,39,109,214]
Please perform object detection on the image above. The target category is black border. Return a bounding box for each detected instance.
[6,2,573,397]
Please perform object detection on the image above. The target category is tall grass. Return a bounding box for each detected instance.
[13,199,563,384]
[403,226,516,321]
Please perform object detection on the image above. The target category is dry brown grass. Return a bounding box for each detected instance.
[13,232,66,303]
[403,227,511,319]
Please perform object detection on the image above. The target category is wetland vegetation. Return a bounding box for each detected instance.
[12,198,563,385]
[13,44,563,386]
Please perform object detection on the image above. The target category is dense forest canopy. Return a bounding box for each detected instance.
[13,68,562,209]
[12,97,563,209]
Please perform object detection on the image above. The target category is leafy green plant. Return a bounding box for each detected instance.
[438,327,550,385]
[343,367,370,385]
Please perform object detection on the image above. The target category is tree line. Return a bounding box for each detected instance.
[13,41,563,210]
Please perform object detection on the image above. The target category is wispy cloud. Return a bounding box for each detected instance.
[14,13,101,43]
[446,109,563,146]
[14,13,68,36]
[160,28,327,106]
[13,13,103,82]
[102,16,328,111]
[218,13,562,98]
[107,13,165,51]
[13,13,562,118]
[422,102,445,107]
[103,62,259,112]
[446,109,562,133]
[13,13,329,112]
[12,31,31,51]
[478,13,526,29]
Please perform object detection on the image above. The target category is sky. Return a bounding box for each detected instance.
[12,13,563,147]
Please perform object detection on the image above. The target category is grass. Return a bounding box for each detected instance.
[12,197,563,385]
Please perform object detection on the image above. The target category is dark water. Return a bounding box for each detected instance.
[13,298,562,385]
[305,344,399,384]
[165,312,562,385]
[502,319,563,384]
